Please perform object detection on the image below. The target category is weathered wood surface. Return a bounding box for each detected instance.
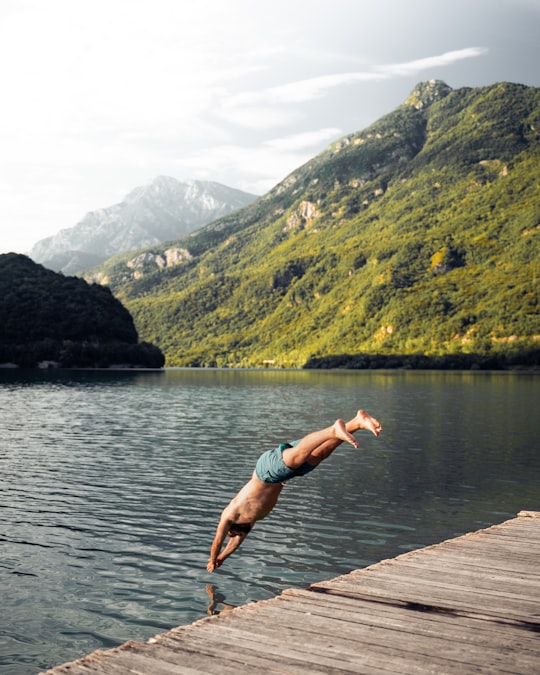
[41,511,540,674]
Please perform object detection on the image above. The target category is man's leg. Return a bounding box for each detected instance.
[282,410,381,470]
[281,419,354,469]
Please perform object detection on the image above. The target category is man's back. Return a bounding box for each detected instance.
[225,473,284,524]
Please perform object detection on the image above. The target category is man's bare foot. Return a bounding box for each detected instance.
[355,410,382,437]
[334,419,359,448]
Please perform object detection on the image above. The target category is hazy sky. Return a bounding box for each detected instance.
[1,0,539,254]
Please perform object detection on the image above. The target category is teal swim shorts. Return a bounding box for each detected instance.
[255,440,317,483]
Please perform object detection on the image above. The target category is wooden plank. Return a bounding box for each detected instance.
[359,560,540,591]
[281,589,540,644]
[163,630,380,674]
[382,548,540,575]
[130,600,540,674]
[177,620,539,674]
[311,515,540,625]
[81,616,537,675]
[310,579,540,623]
[518,510,540,518]
[315,561,540,604]
[209,597,540,660]
[95,631,379,675]
[39,512,540,675]
[368,558,540,586]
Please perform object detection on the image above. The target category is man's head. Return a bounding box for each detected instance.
[228,522,252,537]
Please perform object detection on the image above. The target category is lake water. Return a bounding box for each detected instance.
[1,368,539,674]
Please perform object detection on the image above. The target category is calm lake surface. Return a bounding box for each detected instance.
[1,368,539,674]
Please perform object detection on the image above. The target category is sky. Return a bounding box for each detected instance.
[1,0,539,254]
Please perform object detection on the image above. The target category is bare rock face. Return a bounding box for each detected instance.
[405,79,452,110]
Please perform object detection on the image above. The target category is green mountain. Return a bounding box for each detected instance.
[0,253,164,368]
[84,81,540,369]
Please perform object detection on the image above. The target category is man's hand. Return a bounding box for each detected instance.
[207,558,222,572]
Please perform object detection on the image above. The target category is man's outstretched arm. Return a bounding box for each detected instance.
[207,514,232,572]
[211,530,249,569]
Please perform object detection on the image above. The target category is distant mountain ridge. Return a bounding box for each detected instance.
[84,81,539,368]
[29,177,258,275]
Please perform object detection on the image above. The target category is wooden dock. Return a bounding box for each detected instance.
[41,511,540,674]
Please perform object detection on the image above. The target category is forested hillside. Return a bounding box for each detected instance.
[0,254,164,368]
[84,81,540,368]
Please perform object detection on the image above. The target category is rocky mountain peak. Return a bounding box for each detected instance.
[405,80,452,110]
[29,177,257,275]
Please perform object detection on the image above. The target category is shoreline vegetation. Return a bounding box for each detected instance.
[5,350,533,371]
[0,254,165,369]
[303,349,539,371]
[0,339,164,369]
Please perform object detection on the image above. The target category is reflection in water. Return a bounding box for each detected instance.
[205,584,235,615]
[0,368,538,674]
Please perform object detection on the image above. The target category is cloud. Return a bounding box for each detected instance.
[215,106,303,131]
[0,1,274,143]
[225,72,385,108]
[168,126,344,195]
[264,128,342,152]
[170,141,318,195]
[376,47,488,76]
[217,48,488,130]
[0,0,533,255]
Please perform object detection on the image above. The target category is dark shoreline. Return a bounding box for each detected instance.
[303,350,540,371]
[0,339,164,369]
[1,348,538,372]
